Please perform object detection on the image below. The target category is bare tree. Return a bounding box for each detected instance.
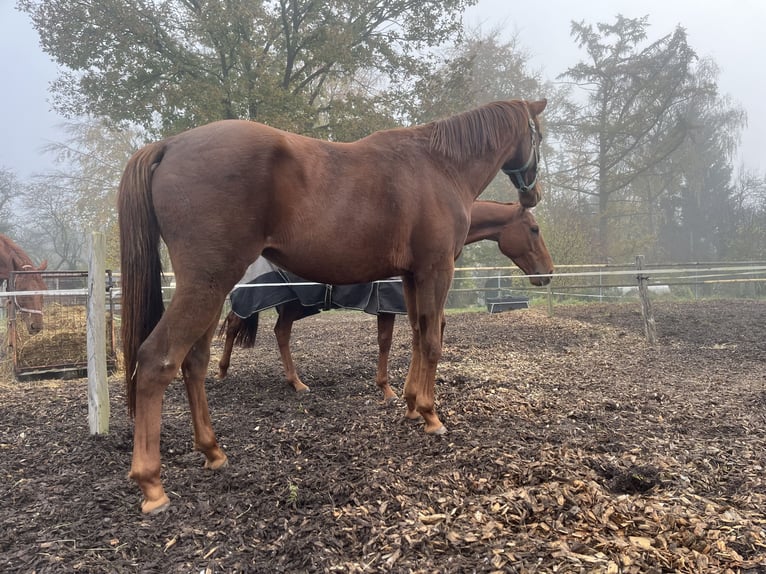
[0,168,21,235]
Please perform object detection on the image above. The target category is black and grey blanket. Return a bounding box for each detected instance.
[230,257,407,319]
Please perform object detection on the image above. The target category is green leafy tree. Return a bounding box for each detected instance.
[652,60,746,262]
[18,0,475,138]
[559,15,708,261]
[405,27,542,124]
[594,57,747,263]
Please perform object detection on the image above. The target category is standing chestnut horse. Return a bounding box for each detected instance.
[0,234,47,334]
[118,99,547,513]
[217,200,553,399]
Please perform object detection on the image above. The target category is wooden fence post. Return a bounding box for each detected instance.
[87,232,109,434]
[635,255,657,345]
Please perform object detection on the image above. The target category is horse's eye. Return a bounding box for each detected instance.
[531,226,539,235]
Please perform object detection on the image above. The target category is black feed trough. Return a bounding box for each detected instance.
[486,296,529,313]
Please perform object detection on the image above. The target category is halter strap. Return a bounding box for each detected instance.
[13,296,43,315]
[501,117,540,194]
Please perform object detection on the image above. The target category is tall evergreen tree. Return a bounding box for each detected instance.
[559,15,706,261]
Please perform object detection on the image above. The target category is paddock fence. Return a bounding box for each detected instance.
[449,259,766,310]
[3,260,765,381]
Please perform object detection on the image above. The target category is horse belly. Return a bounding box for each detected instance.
[263,236,406,285]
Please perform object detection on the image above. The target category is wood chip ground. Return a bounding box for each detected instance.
[1,300,764,573]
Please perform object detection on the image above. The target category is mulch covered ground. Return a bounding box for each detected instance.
[1,299,765,573]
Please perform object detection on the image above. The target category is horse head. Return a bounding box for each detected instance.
[501,99,547,209]
[13,262,47,334]
[496,206,553,286]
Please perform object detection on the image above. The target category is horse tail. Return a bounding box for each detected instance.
[234,313,260,348]
[217,313,232,339]
[118,141,167,417]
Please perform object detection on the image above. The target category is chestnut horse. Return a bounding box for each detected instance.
[0,234,47,334]
[217,200,553,399]
[118,98,547,513]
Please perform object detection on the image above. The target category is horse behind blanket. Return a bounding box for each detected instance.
[230,257,407,319]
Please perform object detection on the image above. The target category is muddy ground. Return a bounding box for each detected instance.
[1,299,765,573]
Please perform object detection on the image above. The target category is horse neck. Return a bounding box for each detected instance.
[465,202,519,245]
[425,100,531,201]
[0,236,33,283]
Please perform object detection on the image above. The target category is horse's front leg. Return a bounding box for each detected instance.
[400,276,423,422]
[217,312,241,378]
[375,313,397,403]
[275,301,310,392]
[401,271,451,434]
[183,318,228,472]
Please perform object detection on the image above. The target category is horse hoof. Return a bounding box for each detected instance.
[426,424,447,435]
[400,410,421,426]
[205,454,229,471]
[141,495,170,515]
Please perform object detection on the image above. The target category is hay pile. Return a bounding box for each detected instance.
[11,302,118,373]
[14,303,88,369]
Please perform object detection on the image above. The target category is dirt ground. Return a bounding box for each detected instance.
[1,299,765,573]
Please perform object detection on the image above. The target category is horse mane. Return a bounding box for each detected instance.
[429,101,529,163]
[0,233,35,270]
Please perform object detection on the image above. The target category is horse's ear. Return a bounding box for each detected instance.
[528,99,547,116]
[38,260,48,271]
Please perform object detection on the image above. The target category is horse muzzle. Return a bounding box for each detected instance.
[529,269,552,287]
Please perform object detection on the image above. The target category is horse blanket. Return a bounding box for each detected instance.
[230,257,407,319]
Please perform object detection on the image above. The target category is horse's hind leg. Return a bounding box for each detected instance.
[375,313,397,402]
[275,301,310,392]
[130,289,230,514]
[218,312,241,379]
[183,313,229,471]
[129,335,176,513]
